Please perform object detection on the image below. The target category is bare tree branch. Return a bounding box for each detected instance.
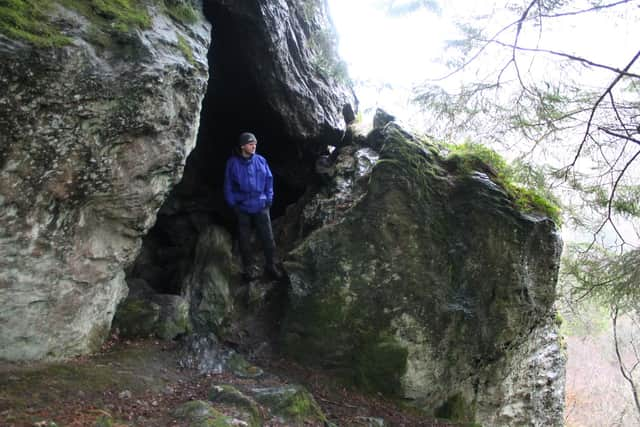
[484,41,640,79]
[607,149,640,231]
[510,1,538,92]
[541,0,635,19]
[599,128,640,146]
[612,307,640,416]
[570,50,640,169]
[609,92,633,139]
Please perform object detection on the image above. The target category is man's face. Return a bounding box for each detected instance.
[240,141,257,157]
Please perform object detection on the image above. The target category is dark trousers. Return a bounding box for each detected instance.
[237,208,276,270]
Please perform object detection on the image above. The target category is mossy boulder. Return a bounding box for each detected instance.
[172,400,233,427]
[112,297,161,338]
[281,123,565,426]
[154,294,192,340]
[112,294,191,339]
[226,353,264,378]
[181,225,234,335]
[209,384,262,426]
[251,385,327,425]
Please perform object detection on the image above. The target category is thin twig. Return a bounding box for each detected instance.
[599,128,640,146]
[541,0,634,19]
[612,307,640,416]
[569,50,640,169]
[486,42,640,79]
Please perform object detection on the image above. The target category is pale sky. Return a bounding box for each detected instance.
[326,0,640,246]
[327,0,640,127]
[327,0,451,86]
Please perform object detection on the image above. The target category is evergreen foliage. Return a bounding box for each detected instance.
[563,245,640,312]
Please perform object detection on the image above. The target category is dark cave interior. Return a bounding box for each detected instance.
[126,4,326,295]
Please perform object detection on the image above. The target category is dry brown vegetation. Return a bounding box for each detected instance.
[565,314,640,427]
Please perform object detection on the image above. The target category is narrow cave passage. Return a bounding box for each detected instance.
[126,4,316,295]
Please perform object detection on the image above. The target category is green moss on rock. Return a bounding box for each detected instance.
[434,393,477,425]
[60,0,152,31]
[252,386,327,424]
[0,0,70,46]
[226,353,264,378]
[209,385,262,427]
[155,296,192,340]
[177,33,194,64]
[164,0,198,24]
[172,400,233,426]
[1,0,202,48]
[111,297,160,338]
[445,141,561,224]
[354,334,408,395]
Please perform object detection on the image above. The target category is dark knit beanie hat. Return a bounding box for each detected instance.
[238,132,257,146]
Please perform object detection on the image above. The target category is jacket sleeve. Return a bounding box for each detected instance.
[264,159,274,206]
[223,159,236,208]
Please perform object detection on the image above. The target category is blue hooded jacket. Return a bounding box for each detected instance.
[224,153,274,214]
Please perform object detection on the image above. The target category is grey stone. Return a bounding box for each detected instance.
[181,225,234,334]
[281,125,565,426]
[209,385,262,426]
[251,385,327,425]
[373,108,396,129]
[177,333,233,375]
[172,400,231,425]
[0,4,211,360]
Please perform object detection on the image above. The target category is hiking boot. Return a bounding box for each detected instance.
[242,265,261,282]
[264,264,284,280]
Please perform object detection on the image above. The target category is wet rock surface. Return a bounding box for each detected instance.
[0,2,211,360]
[281,122,565,426]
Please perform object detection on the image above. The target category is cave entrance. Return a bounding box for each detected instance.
[126,4,313,296]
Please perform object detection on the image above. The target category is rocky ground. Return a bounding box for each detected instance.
[0,276,458,427]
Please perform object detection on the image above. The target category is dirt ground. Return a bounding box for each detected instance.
[0,337,456,426]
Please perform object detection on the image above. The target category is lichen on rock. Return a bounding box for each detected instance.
[0,0,210,360]
[281,120,565,426]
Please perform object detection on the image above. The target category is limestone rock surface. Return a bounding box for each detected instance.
[281,123,566,426]
[205,0,355,144]
[0,2,211,360]
[126,0,357,334]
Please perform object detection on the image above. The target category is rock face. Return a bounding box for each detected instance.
[0,0,356,361]
[205,0,353,143]
[125,0,357,322]
[0,2,211,360]
[0,1,565,424]
[281,121,565,426]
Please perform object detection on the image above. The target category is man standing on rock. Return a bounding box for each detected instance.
[224,132,282,281]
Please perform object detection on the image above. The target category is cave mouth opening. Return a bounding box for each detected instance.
[126,4,317,296]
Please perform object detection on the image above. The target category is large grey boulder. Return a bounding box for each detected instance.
[206,0,354,143]
[181,225,235,334]
[0,2,210,360]
[281,123,565,426]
